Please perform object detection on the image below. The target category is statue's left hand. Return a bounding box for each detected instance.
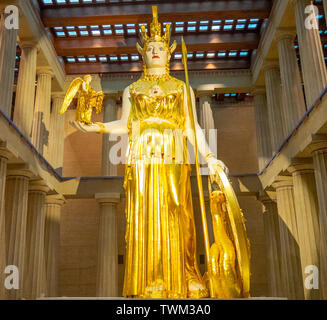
[207,157,229,177]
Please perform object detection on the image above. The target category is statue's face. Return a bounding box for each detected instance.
[144,41,169,68]
[85,76,92,85]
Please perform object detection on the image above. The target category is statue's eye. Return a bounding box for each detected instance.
[159,47,164,51]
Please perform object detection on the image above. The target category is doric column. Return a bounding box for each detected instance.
[264,62,286,153]
[0,12,17,118]
[24,180,49,299]
[294,0,327,107]
[277,29,307,135]
[31,67,53,157]
[252,87,273,171]
[198,92,215,142]
[96,193,120,297]
[260,194,283,297]
[309,137,327,299]
[5,167,33,299]
[102,95,118,176]
[272,176,304,299]
[44,194,65,297]
[13,41,38,138]
[48,93,65,174]
[0,147,10,299]
[289,160,320,300]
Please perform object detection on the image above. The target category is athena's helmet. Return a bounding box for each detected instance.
[136,6,177,58]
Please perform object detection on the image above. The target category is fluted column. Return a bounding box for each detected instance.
[309,137,327,299]
[277,30,307,135]
[264,62,286,153]
[31,67,53,157]
[253,88,273,171]
[24,180,49,299]
[272,176,304,299]
[0,12,17,118]
[13,42,38,138]
[48,93,65,174]
[198,92,215,142]
[96,193,120,297]
[260,195,283,297]
[289,160,320,300]
[0,148,10,299]
[44,194,65,297]
[294,0,327,107]
[102,95,118,176]
[5,168,33,299]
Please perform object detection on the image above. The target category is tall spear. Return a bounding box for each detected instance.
[181,38,211,278]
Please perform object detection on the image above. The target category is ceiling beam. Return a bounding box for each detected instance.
[41,0,272,27]
[54,33,259,56]
[64,59,250,74]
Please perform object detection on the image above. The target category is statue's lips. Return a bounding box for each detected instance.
[152,55,160,59]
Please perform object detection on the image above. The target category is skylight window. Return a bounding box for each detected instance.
[67,57,76,63]
[196,52,204,58]
[103,30,112,35]
[175,27,184,32]
[207,52,215,58]
[223,25,233,30]
[212,25,220,31]
[199,26,208,31]
[248,24,258,29]
[115,29,124,35]
[236,24,245,30]
[88,57,97,62]
[56,32,65,37]
[77,57,86,62]
[68,31,77,36]
[110,56,118,61]
[174,53,182,59]
[120,55,129,61]
[187,26,196,32]
[91,30,101,36]
[99,56,107,62]
[80,31,89,36]
[229,52,237,57]
[218,52,226,57]
[131,55,139,61]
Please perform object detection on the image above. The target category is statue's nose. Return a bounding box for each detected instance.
[152,47,158,54]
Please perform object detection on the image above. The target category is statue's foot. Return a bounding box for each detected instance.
[187,278,209,299]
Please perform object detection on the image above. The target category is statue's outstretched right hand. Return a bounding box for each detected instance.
[69,121,101,133]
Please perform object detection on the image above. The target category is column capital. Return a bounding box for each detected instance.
[263,59,280,72]
[18,39,39,51]
[288,158,314,174]
[7,164,34,179]
[272,175,294,189]
[51,91,65,100]
[36,67,54,78]
[0,146,12,160]
[258,191,276,204]
[104,93,120,103]
[308,134,327,154]
[276,27,297,43]
[46,194,66,206]
[28,179,50,193]
[196,90,213,99]
[95,193,121,204]
[251,86,266,95]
